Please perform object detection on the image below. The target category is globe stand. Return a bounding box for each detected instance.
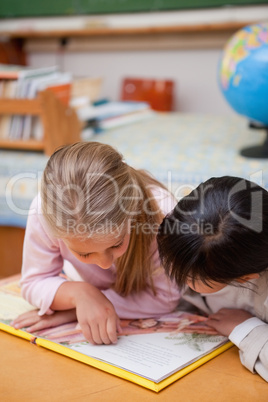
[240,122,268,158]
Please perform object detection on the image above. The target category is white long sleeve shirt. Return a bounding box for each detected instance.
[182,271,268,382]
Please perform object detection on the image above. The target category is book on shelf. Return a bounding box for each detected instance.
[0,80,17,140]
[0,274,232,392]
[23,72,72,141]
[0,64,56,80]
[10,66,60,141]
[0,64,74,141]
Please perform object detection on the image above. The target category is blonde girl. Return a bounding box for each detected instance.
[13,142,180,345]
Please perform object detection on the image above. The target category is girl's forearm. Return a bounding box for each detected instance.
[50,281,96,311]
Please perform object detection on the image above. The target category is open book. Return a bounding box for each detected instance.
[0,275,232,392]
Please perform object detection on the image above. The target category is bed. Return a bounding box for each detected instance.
[1,112,268,228]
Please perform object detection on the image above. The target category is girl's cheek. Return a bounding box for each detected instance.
[116,240,130,258]
[116,246,127,258]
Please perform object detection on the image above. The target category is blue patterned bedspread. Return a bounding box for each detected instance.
[1,113,268,227]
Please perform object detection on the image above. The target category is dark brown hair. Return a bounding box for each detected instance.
[157,176,268,288]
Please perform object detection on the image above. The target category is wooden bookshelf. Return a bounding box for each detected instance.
[0,90,81,155]
[0,21,257,39]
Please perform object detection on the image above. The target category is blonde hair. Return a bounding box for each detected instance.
[41,142,167,296]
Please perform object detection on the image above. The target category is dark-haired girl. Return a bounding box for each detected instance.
[157,176,268,381]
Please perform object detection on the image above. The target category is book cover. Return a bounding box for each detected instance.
[0,64,58,80]
[76,101,150,122]
[0,64,34,80]
[0,275,232,392]
[22,72,72,140]
[0,80,18,139]
[5,66,59,140]
[98,109,155,131]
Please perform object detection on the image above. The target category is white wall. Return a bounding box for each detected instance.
[28,48,233,116]
[10,5,266,117]
[12,3,268,115]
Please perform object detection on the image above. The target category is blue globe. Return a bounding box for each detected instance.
[218,22,268,126]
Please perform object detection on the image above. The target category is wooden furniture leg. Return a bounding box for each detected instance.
[0,226,25,278]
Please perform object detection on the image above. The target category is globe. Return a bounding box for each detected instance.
[218,22,268,158]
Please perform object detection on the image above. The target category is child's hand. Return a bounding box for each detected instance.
[206,308,254,337]
[74,284,121,345]
[11,309,77,333]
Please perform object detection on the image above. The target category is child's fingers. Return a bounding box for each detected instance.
[24,320,53,333]
[11,310,40,329]
[90,321,106,345]
[79,318,118,345]
[106,317,118,344]
[14,317,42,330]
[98,318,117,345]
[79,321,95,345]
[98,324,112,345]
[205,318,219,328]
[207,315,220,323]
[11,309,39,325]
[116,318,122,335]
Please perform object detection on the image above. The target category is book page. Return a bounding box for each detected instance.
[0,276,228,383]
[0,275,35,320]
[64,330,227,382]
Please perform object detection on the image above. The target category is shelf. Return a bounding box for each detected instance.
[0,139,44,151]
[0,90,81,155]
[0,98,42,115]
[0,21,255,39]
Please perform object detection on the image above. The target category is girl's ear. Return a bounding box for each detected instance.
[235,273,260,283]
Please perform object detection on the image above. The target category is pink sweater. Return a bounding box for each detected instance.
[21,188,180,319]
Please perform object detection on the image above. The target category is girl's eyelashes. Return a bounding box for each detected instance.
[78,253,91,258]
[77,241,124,257]
[111,241,124,249]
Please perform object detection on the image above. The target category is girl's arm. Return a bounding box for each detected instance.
[21,196,120,344]
[234,321,268,382]
[21,196,67,315]
[50,281,120,344]
[15,280,121,344]
[206,308,268,382]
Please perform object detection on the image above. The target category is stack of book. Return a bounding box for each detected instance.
[75,99,155,138]
[0,64,72,141]
[0,65,152,142]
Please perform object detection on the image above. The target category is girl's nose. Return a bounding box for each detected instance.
[96,252,114,269]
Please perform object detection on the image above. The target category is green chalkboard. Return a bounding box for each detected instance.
[0,0,266,18]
